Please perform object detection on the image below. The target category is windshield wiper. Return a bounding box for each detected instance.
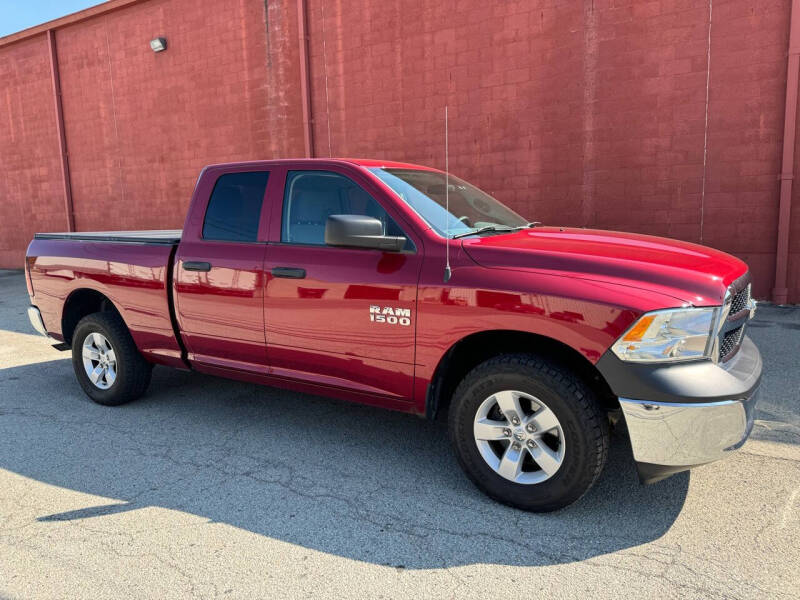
[451,221,542,239]
[451,225,514,239]
[512,221,542,230]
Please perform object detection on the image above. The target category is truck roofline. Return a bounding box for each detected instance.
[201,158,441,172]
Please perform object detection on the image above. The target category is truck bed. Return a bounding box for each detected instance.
[27,231,184,367]
[34,230,182,245]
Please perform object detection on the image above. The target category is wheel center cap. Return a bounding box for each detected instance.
[513,430,525,442]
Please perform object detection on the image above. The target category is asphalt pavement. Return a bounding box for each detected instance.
[0,270,798,599]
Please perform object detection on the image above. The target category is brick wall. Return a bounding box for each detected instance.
[305,0,794,300]
[0,0,303,254]
[55,0,304,232]
[0,35,66,267]
[0,0,798,301]
[704,0,789,300]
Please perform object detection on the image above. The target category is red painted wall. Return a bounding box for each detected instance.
[0,35,66,267]
[0,0,304,253]
[55,0,304,232]
[305,0,795,301]
[1,0,798,301]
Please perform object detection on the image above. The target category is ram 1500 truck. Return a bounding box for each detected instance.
[25,159,761,511]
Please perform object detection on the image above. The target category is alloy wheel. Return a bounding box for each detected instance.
[82,332,117,390]
[473,390,566,484]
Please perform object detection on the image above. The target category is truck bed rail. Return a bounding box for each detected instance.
[34,230,182,245]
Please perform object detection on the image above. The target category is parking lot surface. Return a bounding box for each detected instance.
[0,270,798,599]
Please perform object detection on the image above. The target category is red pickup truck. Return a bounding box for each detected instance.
[25,159,761,511]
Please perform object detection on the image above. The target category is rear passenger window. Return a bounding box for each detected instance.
[202,172,269,242]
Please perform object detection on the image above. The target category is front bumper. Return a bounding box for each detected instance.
[597,336,762,483]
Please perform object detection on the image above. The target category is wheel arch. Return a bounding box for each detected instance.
[425,329,618,420]
[62,288,125,345]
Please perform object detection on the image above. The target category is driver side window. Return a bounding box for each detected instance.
[281,170,413,250]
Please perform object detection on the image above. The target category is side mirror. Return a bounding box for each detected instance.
[324,215,406,252]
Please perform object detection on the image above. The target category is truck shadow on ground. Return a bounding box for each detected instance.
[0,358,690,569]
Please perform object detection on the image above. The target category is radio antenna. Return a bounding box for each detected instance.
[443,105,452,283]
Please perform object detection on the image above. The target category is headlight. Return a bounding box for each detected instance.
[611,307,717,363]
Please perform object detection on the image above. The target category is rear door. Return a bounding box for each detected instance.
[174,167,272,373]
[263,165,423,402]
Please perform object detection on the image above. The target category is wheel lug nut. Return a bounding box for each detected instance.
[503,428,512,437]
[526,423,535,433]
[512,442,521,450]
[511,417,520,425]
[526,439,536,448]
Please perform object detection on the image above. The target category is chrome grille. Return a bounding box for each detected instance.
[719,325,744,359]
[716,272,753,362]
[729,283,751,315]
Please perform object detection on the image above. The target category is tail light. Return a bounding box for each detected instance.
[25,255,36,297]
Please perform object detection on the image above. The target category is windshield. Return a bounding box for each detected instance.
[368,168,528,237]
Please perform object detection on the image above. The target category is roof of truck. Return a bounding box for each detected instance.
[339,158,439,170]
[204,158,440,171]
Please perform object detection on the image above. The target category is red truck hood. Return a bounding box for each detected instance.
[461,227,748,306]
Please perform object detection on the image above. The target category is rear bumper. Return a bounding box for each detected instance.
[597,336,762,483]
[27,305,51,338]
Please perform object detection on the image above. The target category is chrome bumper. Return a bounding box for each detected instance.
[620,388,758,469]
[598,335,762,483]
[27,305,50,338]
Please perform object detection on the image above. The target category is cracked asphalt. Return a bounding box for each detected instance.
[0,270,798,599]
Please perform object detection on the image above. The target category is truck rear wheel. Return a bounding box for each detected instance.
[71,312,152,406]
[448,353,609,512]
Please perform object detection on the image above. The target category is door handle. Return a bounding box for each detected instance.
[182,261,211,272]
[271,267,306,279]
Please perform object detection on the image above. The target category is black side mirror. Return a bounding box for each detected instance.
[324,215,406,252]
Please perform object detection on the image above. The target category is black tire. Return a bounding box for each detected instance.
[71,312,152,406]
[448,353,609,512]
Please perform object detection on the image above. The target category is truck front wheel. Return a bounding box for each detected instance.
[448,354,609,512]
[71,312,152,406]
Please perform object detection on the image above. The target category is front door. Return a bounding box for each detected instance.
[174,169,271,373]
[263,168,422,401]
